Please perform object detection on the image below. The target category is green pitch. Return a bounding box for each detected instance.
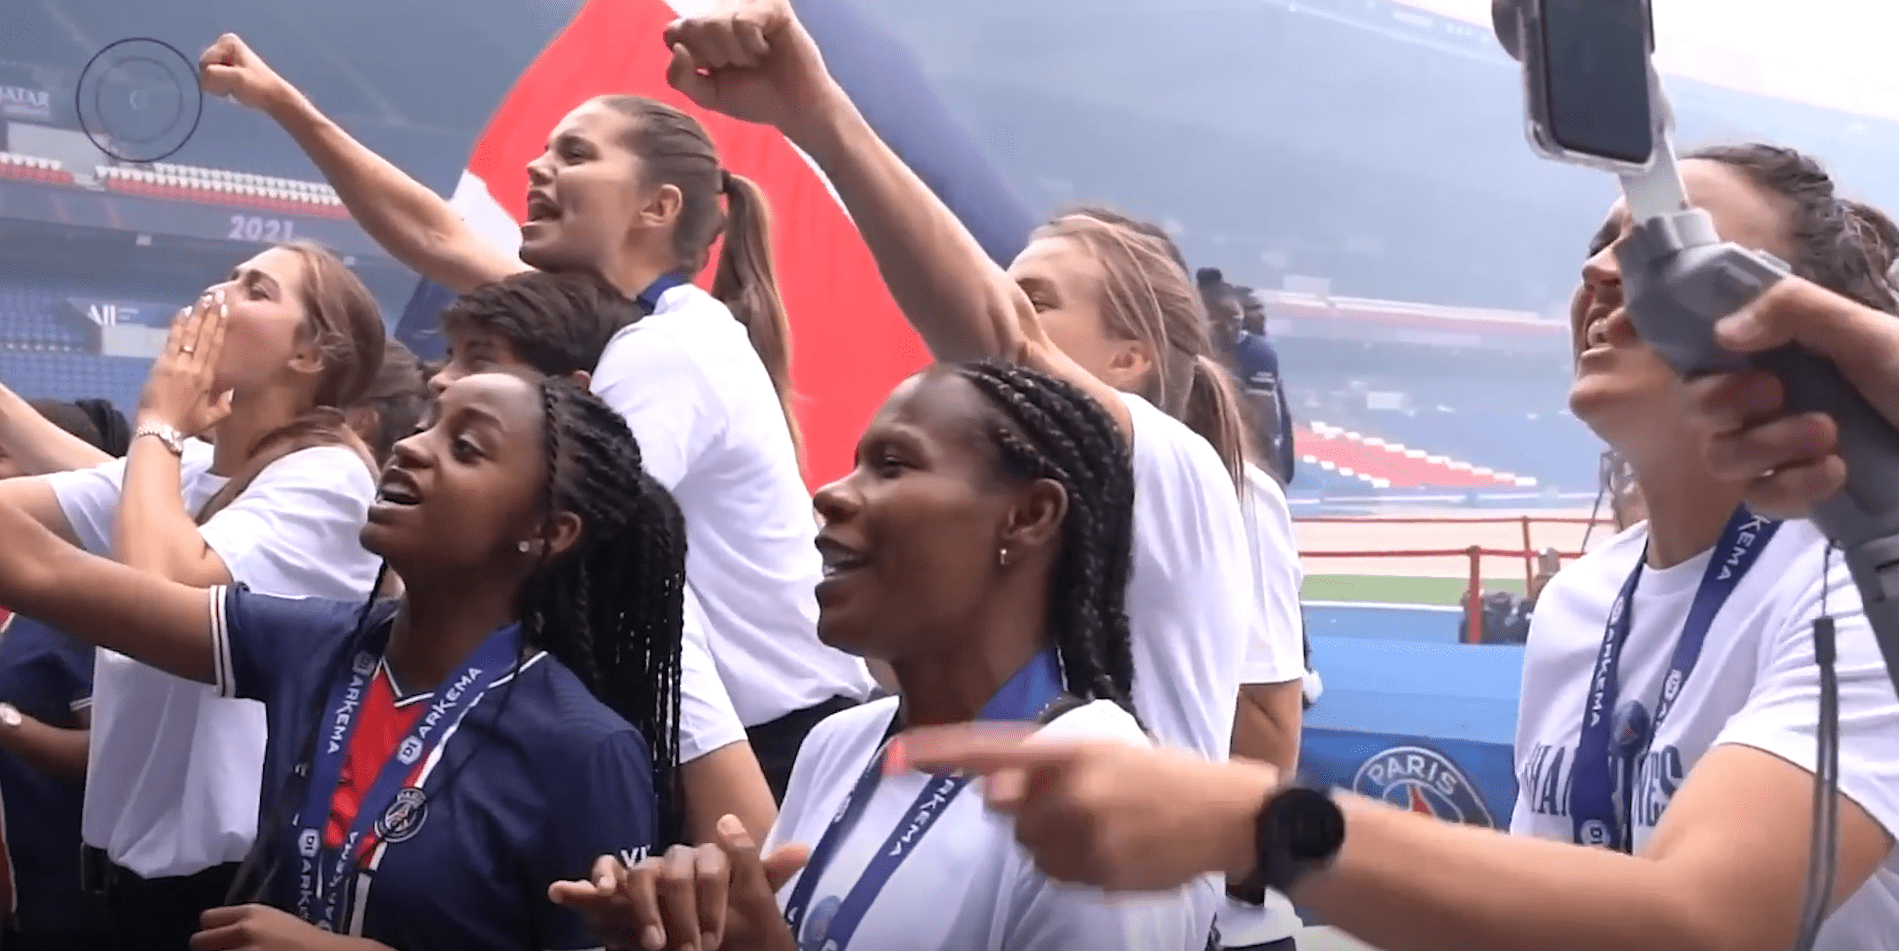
[1301,574,1527,606]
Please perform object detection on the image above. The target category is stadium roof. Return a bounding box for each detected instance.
[1391,0,1899,124]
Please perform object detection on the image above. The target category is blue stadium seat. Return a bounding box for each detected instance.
[0,349,150,415]
[0,281,95,351]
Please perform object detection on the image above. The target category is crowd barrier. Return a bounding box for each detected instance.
[1290,512,1609,838]
[1295,512,1608,643]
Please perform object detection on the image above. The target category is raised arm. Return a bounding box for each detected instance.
[117,297,240,586]
[0,494,214,684]
[200,34,527,294]
[0,383,111,474]
[664,1,1132,435]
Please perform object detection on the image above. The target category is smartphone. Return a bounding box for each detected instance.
[1517,0,1656,170]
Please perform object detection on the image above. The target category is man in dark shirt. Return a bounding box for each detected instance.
[1198,270,1297,485]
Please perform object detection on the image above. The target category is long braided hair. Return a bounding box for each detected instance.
[954,360,1139,713]
[523,378,686,844]
[225,377,686,908]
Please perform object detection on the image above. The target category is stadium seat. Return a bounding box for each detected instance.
[0,152,76,187]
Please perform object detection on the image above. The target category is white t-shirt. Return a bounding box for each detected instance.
[591,285,873,727]
[678,585,745,763]
[766,697,1219,951]
[1511,519,1899,950]
[1219,464,1307,948]
[46,439,381,878]
[1238,464,1305,688]
[1119,392,1254,764]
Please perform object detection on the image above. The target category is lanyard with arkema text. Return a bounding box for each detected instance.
[294,622,522,932]
[1569,508,1778,852]
[781,650,1067,951]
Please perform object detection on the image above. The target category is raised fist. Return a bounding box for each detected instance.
[199,34,290,113]
[663,0,841,139]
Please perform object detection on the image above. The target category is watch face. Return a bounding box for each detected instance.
[1272,787,1346,861]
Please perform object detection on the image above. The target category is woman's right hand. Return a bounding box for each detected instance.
[662,0,844,142]
[551,815,808,951]
[199,34,292,113]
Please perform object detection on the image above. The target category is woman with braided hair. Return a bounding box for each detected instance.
[0,371,686,951]
[555,360,1216,951]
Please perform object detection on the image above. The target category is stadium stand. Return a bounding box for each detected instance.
[97,162,348,217]
[0,152,74,187]
[0,282,93,352]
[0,348,148,413]
[1296,421,1535,490]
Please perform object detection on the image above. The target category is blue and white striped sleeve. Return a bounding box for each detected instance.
[208,585,362,703]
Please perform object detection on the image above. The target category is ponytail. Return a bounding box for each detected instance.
[710,170,803,462]
[1181,354,1255,489]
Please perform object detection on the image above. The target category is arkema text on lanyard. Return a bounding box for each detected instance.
[1569,507,1780,852]
[294,621,524,931]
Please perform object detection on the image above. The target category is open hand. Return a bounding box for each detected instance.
[137,290,232,438]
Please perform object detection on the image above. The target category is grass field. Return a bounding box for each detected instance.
[1301,573,1526,606]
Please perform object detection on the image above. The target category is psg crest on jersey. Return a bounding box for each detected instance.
[376,787,429,844]
[800,895,842,951]
[1352,744,1495,827]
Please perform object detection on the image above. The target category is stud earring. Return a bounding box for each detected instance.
[517,540,532,554]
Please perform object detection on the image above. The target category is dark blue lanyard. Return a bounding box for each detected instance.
[782,651,1065,951]
[1570,508,1779,851]
[294,622,523,931]
[635,272,690,316]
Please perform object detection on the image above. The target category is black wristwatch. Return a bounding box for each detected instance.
[1228,783,1346,905]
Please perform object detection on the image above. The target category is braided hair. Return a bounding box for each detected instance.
[953,360,1139,713]
[224,377,687,907]
[523,377,686,845]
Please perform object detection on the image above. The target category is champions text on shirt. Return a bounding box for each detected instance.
[1511,520,1899,951]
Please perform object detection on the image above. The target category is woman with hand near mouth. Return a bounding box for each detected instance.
[556,360,1217,951]
[202,33,874,804]
[0,243,385,951]
[0,372,686,951]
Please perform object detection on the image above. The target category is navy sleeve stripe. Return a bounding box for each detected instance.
[208,586,235,699]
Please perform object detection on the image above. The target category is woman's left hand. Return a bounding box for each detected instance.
[189,904,375,951]
[138,290,234,438]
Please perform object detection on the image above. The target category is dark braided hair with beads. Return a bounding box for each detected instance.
[522,377,686,845]
[954,359,1139,713]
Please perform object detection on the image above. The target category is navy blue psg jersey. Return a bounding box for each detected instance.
[207,586,658,951]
